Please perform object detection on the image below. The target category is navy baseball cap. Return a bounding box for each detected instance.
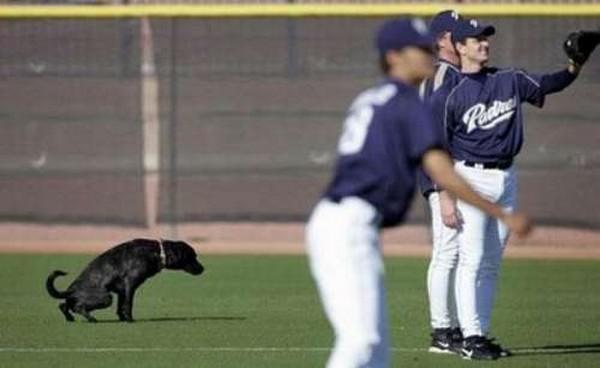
[451,18,496,44]
[430,10,462,36]
[376,18,435,55]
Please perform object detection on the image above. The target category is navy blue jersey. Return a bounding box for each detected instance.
[433,67,545,163]
[324,79,443,228]
[419,60,462,103]
[418,60,462,196]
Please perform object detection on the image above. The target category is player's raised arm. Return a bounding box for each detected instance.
[515,67,576,108]
[518,30,600,106]
[538,30,600,90]
[421,148,533,237]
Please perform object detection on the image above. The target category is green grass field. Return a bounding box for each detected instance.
[1,254,600,367]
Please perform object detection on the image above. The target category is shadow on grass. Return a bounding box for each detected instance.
[513,343,600,356]
[97,316,247,324]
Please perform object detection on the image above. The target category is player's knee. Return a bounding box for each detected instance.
[458,253,483,270]
[432,246,460,269]
[437,251,459,269]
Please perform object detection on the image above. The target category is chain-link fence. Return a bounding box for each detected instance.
[0,19,145,224]
[1,14,599,227]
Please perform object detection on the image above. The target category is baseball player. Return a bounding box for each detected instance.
[305,18,532,368]
[417,10,466,355]
[430,18,595,360]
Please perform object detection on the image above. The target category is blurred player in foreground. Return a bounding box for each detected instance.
[305,18,532,368]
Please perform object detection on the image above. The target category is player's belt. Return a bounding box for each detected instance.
[464,159,513,170]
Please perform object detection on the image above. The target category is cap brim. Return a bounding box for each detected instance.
[471,24,495,38]
[481,25,496,37]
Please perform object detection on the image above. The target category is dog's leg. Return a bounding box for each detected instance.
[114,283,133,322]
[116,291,127,322]
[72,302,97,323]
[119,281,139,323]
[80,309,98,323]
[121,292,135,322]
[73,291,112,323]
[59,302,75,322]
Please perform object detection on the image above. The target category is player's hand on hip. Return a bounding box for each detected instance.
[439,190,462,229]
[502,212,533,238]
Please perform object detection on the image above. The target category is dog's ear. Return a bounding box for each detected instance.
[173,241,198,255]
[163,241,194,265]
[183,241,198,254]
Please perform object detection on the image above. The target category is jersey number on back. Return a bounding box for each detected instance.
[338,106,373,155]
[337,84,397,155]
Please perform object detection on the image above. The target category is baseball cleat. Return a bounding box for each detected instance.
[461,335,501,360]
[486,337,512,357]
[428,327,463,355]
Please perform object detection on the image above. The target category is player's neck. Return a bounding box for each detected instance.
[438,49,460,67]
[460,59,484,74]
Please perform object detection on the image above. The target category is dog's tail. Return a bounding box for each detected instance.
[46,270,70,299]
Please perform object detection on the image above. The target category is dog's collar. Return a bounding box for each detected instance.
[158,239,167,269]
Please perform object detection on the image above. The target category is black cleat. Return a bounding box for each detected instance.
[429,327,463,355]
[461,335,501,360]
[486,337,512,357]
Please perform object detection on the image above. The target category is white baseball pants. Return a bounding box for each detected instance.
[454,162,517,338]
[306,197,389,368]
[426,191,460,330]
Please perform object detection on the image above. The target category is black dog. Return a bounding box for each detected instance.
[46,238,204,323]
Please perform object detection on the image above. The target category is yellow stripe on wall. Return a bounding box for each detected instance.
[0,4,599,19]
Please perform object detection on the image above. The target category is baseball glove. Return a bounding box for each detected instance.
[563,30,600,66]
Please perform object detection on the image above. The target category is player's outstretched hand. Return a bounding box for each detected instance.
[563,30,600,67]
[502,212,533,238]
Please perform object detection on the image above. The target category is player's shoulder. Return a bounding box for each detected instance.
[433,74,468,102]
[350,81,400,109]
[487,66,540,86]
[349,80,429,122]
[381,79,424,106]
[352,80,432,131]
[438,60,462,77]
[380,80,431,115]
[487,66,530,77]
[431,61,462,90]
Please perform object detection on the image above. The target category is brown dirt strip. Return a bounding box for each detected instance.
[0,223,599,260]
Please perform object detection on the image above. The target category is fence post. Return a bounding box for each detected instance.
[286,0,299,78]
[168,17,179,238]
